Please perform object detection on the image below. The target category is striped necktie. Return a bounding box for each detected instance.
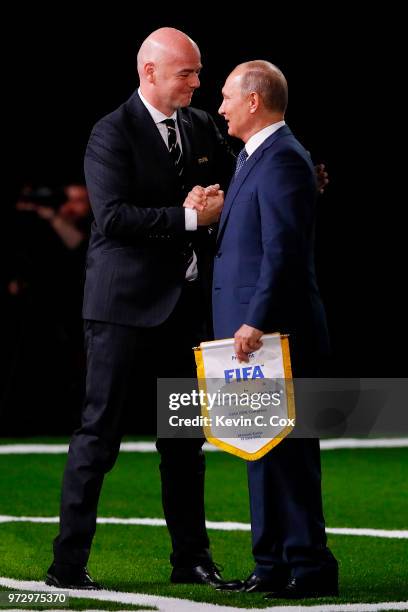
[162,118,184,181]
[162,118,194,277]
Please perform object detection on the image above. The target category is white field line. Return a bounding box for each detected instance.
[1,577,408,612]
[0,514,407,539]
[1,438,408,454]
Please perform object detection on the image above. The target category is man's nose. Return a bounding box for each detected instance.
[190,73,200,88]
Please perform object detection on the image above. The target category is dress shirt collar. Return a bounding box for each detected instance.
[138,88,177,124]
[245,120,286,157]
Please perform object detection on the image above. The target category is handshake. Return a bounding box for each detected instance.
[183,184,224,226]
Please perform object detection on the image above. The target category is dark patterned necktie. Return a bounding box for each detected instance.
[162,118,184,181]
[234,147,248,176]
[162,118,194,277]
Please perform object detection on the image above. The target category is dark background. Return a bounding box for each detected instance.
[1,9,404,434]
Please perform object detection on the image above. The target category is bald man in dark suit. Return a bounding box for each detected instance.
[46,27,232,590]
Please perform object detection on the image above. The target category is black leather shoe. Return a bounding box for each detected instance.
[217,571,288,592]
[265,576,339,599]
[170,564,224,587]
[45,562,103,590]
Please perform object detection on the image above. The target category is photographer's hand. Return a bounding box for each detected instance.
[36,205,57,221]
[16,201,56,220]
[16,200,84,249]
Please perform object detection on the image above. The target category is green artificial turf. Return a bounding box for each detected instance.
[0,440,407,608]
[0,448,407,529]
[0,523,407,607]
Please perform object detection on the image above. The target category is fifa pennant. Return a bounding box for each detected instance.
[194,333,295,460]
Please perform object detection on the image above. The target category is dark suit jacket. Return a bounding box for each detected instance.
[83,91,232,327]
[212,125,329,363]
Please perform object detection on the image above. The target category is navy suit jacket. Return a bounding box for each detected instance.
[212,125,329,363]
[83,91,232,327]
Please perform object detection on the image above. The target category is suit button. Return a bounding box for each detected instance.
[216,252,222,258]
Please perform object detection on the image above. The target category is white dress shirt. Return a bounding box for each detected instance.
[245,120,286,157]
[138,89,198,280]
[138,88,197,231]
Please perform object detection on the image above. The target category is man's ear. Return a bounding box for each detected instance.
[144,62,156,83]
[249,92,259,114]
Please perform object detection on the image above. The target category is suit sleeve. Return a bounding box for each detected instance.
[244,150,317,330]
[84,119,186,240]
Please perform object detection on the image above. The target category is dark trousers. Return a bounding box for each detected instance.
[53,282,211,568]
[248,438,337,580]
[248,352,338,581]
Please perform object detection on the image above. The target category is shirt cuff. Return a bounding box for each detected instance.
[185,208,198,231]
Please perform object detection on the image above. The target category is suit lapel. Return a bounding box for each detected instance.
[125,92,182,180]
[217,125,292,245]
[177,108,193,169]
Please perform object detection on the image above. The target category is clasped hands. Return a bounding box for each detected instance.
[183,184,224,226]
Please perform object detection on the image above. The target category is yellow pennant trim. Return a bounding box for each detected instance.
[194,334,295,461]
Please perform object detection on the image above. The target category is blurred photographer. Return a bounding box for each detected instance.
[2,183,91,434]
[15,183,90,252]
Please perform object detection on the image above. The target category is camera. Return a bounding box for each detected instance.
[17,185,66,209]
